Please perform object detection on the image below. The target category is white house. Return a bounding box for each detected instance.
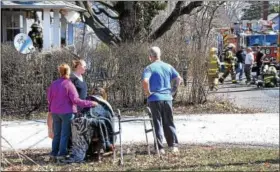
[1,1,86,51]
[268,13,279,31]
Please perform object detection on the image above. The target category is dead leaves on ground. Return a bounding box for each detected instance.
[173,100,261,114]
[1,144,279,171]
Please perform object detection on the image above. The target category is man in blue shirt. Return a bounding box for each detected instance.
[142,46,182,154]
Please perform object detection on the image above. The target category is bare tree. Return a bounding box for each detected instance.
[213,1,250,27]
[3,1,246,118]
[75,1,207,45]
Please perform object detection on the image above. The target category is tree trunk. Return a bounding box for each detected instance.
[76,1,203,45]
[119,2,144,42]
[119,2,134,41]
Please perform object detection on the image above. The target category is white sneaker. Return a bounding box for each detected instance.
[171,147,179,154]
[159,149,165,155]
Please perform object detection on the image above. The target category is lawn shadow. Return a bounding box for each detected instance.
[218,85,254,89]
[212,87,261,94]
[141,158,280,171]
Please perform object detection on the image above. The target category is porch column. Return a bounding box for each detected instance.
[53,9,61,48]
[43,9,51,50]
[61,15,68,46]
[22,12,27,34]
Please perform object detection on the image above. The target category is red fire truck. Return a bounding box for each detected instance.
[217,24,280,71]
[240,33,278,61]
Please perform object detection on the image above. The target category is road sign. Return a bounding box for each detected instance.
[13,33,35,54]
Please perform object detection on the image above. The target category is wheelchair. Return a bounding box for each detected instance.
[65,107,159,165]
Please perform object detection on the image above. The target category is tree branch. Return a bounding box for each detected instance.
[205,5,220,46]
[93,7,119,19]
[94,1,119,19]
[181,1,204,14]
[96,1,116,10]
[76,1,121,46]
[148,1,203,42]
[189,6,204,16]
[84,15,121,46]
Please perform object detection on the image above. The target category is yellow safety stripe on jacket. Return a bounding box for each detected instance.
[225,63,234,66]
[208,73,218,76]
[208,55,219,68]
[210,62,217,65]
[264,76,275,80]
[208,70,218,74]
[208,68,218,72]
[208,62,218,74]
[208,68,218,71]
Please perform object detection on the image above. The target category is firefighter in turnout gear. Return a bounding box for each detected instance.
[207,47,220,91]
[219,43,237,84]
[262,64,279,87]
[28,23,43,51]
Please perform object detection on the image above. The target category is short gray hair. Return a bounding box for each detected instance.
[247,47,252,51]
[149,46,161,58]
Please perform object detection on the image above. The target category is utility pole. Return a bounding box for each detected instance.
[276,2,280,63]
[262,1,269,20]
[277,31,280,63]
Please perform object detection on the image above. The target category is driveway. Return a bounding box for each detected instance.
[209,80,279,113]
[2,113,278,150]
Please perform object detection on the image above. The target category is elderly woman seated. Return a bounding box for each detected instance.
[64,87,115,163]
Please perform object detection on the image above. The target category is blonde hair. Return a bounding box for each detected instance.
[58,63,71,79]
[72,59,85,69]
[92,87,107,100]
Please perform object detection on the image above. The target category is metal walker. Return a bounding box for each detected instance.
[112,107,160,165]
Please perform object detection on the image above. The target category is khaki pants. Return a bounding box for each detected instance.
[208,75,218,90]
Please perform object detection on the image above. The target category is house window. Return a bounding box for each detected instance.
[2,12,24,42]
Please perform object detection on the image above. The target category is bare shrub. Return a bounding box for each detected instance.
[1,39,209,118]
[1,3,223,118]
[1,44,77,118]
[82,42,150,108]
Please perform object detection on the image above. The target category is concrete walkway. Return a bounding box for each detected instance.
[2,113,279,151]
[209,79,280,113]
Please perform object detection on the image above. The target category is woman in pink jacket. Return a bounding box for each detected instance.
[47,63,97,160]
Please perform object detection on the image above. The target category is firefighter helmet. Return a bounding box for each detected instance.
[210,47,218,53]
[227,43,236,49]
[31,23,39,28]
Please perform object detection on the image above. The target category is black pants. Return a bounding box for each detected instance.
[256,64,262,77]
[148,101,178,149]
[244,64,252,82]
